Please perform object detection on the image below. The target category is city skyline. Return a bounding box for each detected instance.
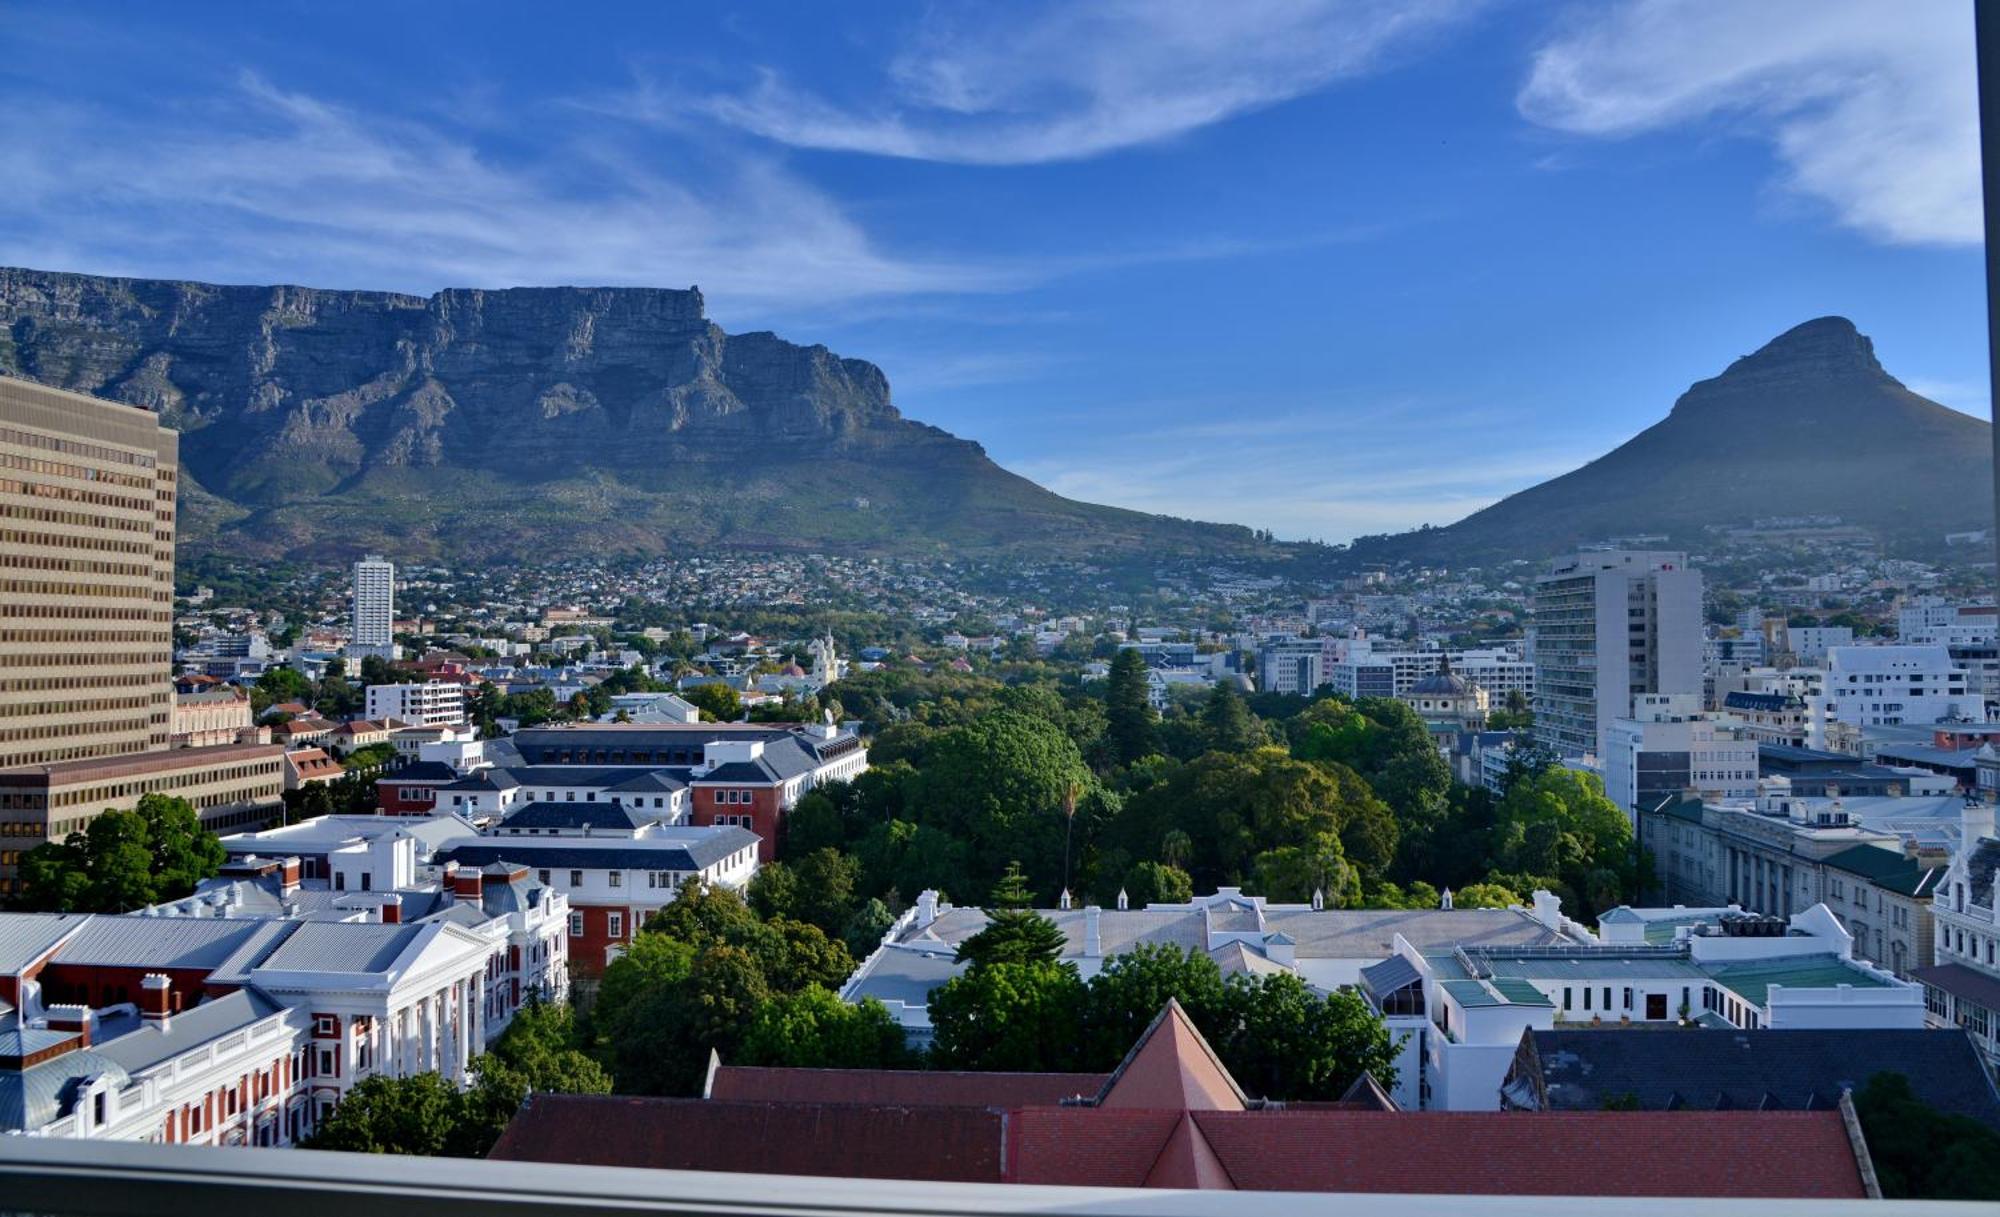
[0,0,1986,542]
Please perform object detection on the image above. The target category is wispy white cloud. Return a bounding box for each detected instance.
[0,72,1014,312]
[661,0,1481,165]
[1518,0,1978,245]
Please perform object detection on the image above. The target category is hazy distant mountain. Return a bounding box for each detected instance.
[1355,316,1993,564]
[0,267,1267,564]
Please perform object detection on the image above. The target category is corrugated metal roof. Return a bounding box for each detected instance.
[0,913,89,973]
[94,989,283,1073]
[53,918,275,970]
[253,921,425,975]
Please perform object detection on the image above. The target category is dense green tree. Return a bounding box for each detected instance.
[928,960,1088,1072]
[738,986,913,1070]
[589,932,699,1094]
[1197,683,1267,754]
[304,1073,469,1156]
[1115,748,1378,888]
[1249,835,1360,907]
[642,877,760,947]
[740,918,855,994]
[1217,973,1400,1101]
[1120,860,1193,907]
[1104,649,1157,766]
[1856,1071,2000,1199]
[842,897,897,958]
[1451,881,1523,909]
[1083,944,1230,1065]
[1492,767,1632,917]
[16,795,223,913]
[955,909,1067,967]
[906,711,1095,899]
[682,682,744,722]
[462,997,611,1149]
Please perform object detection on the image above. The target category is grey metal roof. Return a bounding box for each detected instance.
[0,1043,129,1132]
[94,989,284,1074]
[0,913,89,973]
[436,826,758,874]
[52,918,280,970]
[1518,1028,2000,1126]
[254,921,425,974]
[496,801,650,833]
[1358,954,1421,997]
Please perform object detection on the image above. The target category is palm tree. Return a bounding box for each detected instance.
[1160,829,1192,870]
[1060,782,1082,898]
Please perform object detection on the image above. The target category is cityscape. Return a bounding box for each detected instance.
[3,0,2000,1211]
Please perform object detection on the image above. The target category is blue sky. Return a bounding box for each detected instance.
[0,1,1985,541]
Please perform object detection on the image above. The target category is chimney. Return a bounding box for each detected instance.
[1059,889,1073,911]
[1084,905,1101,957]
[381,894,403,924]
[47,1004,91,1047]
[1532,889,1564,929]
[1116,887,1129,912]
[139,974,171,1027]
[1965,802,1997,850]
[281,856,301,896]
[453,869,484,902]
[914,889,940,929]
[1441,888,1455,910]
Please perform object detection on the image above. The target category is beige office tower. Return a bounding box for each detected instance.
[0,376,178,768]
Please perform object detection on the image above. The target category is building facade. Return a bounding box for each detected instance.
[1601,694,1758,821]
[365,682,466,728]
[1532,551,1703,760]
[0,743,286,895]
[350,555,394,657]
[0,376,178,769]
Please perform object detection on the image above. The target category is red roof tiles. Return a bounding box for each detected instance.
[707,1065,1107,1108]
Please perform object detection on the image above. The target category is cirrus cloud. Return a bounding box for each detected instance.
[1518,0,1978,246]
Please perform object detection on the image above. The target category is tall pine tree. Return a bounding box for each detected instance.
[1104,648,1157,765]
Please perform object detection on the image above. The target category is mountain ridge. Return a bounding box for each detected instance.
[1351,315,1991,564]
[0,266,1269,564]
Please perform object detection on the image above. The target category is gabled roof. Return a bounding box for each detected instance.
[0,914,89,974]
[1093,999,1248,1111]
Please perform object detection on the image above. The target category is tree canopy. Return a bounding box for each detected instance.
[16,795,224,912]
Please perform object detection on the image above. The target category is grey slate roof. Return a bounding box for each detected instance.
[1516,1028,2000,1127]
[496,800,650,833]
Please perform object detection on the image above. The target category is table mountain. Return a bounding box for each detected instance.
[0,267,1265,562]
[1355,316,1992,564]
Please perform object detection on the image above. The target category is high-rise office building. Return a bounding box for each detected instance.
[0,376,178,769]
[1532,550,1704,760]
[351,553,395,656]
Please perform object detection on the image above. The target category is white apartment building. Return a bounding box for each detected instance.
[1602,694,1758,822]
[350,555,395,658]
[1820,645,1983,729]
[366,682,467,728]
[1256,636,1335,695]
[1785,627,1854,663]
[1533,551,1704,759]
[1916,802,2000,1073]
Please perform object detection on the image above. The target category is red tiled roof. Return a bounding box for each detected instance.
[1093,999,1247,1112]
[707,1065,1108,1108]
[489,1095,1003,1183]
[1191,1110,1866,1198]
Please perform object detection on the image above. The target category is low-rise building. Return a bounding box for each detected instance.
[171,687,255,749]
[1638,788,1958,977]
[365,683,467,728]
[0,743,285,896]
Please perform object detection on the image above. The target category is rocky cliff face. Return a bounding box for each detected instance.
[1353,316,1993,563]
[0,267,1256,561]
